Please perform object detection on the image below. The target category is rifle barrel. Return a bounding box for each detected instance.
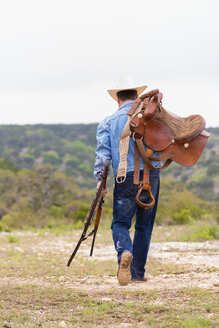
[67,165,109,266]
[67,234,85,266]
[90,229,97,257]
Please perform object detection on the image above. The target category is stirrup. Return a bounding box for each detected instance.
[136,181,155,209]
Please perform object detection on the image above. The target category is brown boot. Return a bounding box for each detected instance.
[117,252,132,286]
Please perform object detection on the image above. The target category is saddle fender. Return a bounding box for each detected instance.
[143,120,173,152]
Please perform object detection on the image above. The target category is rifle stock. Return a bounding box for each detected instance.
[67,165,109,266]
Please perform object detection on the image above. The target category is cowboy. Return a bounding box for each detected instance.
[94,77,161,286]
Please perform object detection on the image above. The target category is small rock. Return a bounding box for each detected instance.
[58,321,67,328]
[4,324,11,328]
[101,297,112,302]
[14,247,24,253]
[59,276,65,282]
[161,274,168,278]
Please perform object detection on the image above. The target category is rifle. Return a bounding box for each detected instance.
[67,165,109,266]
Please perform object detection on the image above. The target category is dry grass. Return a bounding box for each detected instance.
[0,229,218,327]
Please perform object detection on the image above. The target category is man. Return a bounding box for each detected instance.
[94,77,160,286]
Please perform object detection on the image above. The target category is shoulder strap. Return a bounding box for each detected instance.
[116,100,143,182]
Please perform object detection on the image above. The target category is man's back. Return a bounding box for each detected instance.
[94,100,136,179]
[94,100,161,180]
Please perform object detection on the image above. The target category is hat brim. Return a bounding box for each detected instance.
[107,85,147,101]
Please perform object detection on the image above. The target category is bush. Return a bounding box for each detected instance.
[8,235,19,243]
[180,224,219,241]
[43,151,61,165]
[73,204,90,221]
[188,206,205,220]
[64,155,79,167]
[172,209,192,224]
[0,158,18,172]
[77,163,92,174]
[19,154,35,167]
[1,214,16,228]
[47,205,64,218]
[206,161,219,176]
[157,186,208,224]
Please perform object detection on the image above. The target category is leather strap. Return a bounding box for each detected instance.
[133,143,141,185]
[116,101,143,182]
[135,138,173,170]
[140,89,159,100]
[143,148,152,182]
[127,98,142,116]
[135,148,155,209]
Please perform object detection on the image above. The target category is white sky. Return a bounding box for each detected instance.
[0,0,218,126]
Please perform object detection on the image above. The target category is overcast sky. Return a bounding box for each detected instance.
[0,0,218,126]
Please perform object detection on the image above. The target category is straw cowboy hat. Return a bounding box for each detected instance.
[107,77,147,101]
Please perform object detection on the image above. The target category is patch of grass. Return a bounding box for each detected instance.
[70,258,117,277]
[147,258,190,276]
[151,223,219,242]
[179,224,219,241]
[179,317,213,328]
[7,235,19,243]
[0,284,218,327]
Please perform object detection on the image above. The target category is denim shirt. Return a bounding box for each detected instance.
[93,100,161,181]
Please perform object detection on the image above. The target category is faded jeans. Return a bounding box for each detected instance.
[111,170,160,280]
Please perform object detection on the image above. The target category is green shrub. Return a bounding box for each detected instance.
[47,205,64,218]
[73,220,84,229]
[173,209,192,224]
[73,204,90,221]
[1,214,16,228]
[180,317,213,328]
[8,235,19,243]
[77,163,91,174]
[64,155,79,167]
[180,224,219,241]
[1,212,42,229]
[188,206,205,220]
[43,151,61,165]
[0,158,18,172]
[19,154,35,166]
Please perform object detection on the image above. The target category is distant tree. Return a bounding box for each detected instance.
[0,158,18,172]
[207,161,219,176]
[43,151,61,165]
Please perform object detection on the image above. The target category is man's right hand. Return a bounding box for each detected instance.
[97,181,107,195]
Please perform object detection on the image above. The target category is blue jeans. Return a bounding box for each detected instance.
[111,170,160,280]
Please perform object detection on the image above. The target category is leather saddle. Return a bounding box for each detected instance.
[130,90,210,168]
[126,89,210,209]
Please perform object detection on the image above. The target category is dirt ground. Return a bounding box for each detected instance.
[0,230,218,327]
[3,239,218,292]
[71,241,219,293]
